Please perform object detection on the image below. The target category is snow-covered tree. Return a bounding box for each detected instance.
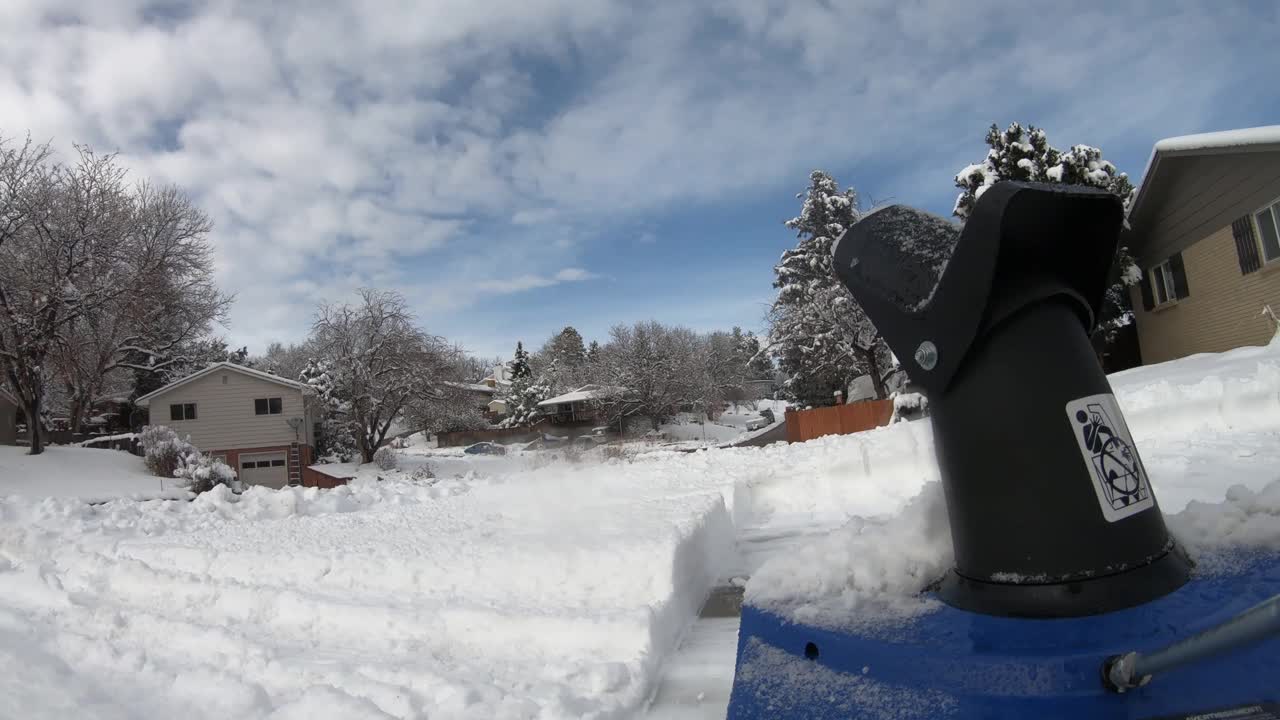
[0,136,227,453]
[737,329,774,378]
[538,326,590,392]
[508,341,531,380]
[767,170,898,406]
[585,340,602,366]
[253,340,313,380]
[589,321,704,428]
[404,347,493,435]
[498,341,550,428]
[952,123,1140,347]
[304,289,452,463]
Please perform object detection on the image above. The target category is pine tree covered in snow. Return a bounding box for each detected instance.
[508,342,531,381]
[768,170,898,406]
[499,342,549,428]
[952,123,1141,347]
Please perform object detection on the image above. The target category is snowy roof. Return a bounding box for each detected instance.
[135,362,311,406]
[1152,125,1280,154]
[537,384,621,407]
[445,381,495,395]
[1129,124,1280,226]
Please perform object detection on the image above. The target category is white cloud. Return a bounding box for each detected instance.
[476,268,598,294]
[0,0,1272,354]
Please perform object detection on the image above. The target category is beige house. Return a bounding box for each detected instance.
[136,362,319,488]
[0,387,18,446]
[1125,126,1280,365]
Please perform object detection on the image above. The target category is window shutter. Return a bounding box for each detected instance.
[1138,272,1154,311]
[1231,215,1261,274]
[1169,252,1190,299]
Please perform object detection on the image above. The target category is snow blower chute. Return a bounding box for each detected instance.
[726,182,1280,719]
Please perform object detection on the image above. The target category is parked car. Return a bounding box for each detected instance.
[745,408,775,431]
[464,441,507,455]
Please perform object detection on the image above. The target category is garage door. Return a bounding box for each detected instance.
[240,452,288,489]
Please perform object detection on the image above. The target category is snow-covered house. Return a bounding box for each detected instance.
[0,387,18,446]
[481,363,513,417]
[1126,125,1280,364]
[537,384,618,424]
[135,362,320,488]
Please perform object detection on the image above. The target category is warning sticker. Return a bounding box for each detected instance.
[1066,393,1154,523]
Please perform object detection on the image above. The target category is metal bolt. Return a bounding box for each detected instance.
[915,341,938,371]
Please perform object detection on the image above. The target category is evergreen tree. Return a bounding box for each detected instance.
[546,327,587,368]
[508,341,531,380]
[585,340,601,366]
[952,122,1140,347]
[498,341,548,427]
[767,170,897,406]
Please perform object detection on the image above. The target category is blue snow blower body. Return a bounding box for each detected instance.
[726,182,1280,719]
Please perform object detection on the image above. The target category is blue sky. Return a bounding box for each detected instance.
[2,1,1277,360]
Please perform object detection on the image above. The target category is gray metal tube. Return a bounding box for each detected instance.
[1106,594,1280,691]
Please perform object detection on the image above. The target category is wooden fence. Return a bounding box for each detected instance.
[435,421,551,448]
[784,399,894,443]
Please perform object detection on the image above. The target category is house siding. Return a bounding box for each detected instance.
[1130,223,1280,364]
[146,370,310,451]
[1131,152,1280,267]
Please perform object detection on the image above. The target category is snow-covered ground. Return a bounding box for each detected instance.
[0,445,189,502]
[1,344,1277,719]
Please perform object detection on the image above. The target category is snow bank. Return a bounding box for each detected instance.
[0,445,187,502]
[1110,342,1280,437]
[0,457,737,719]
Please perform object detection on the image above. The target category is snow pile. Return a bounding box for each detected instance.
[1167,480,1280,558]
[1111,342,1280,437]
[0,455,737,719]
[745,482,952,627]
[0,445,188,502]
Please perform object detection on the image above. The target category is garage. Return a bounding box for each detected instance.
[239,452,288,489]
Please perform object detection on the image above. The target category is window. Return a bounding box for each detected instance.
[169,403,197,421]
[270,459,286,467]
[1150,260,1176,306]
[1252,199,1280,264]
[254,397,283,415]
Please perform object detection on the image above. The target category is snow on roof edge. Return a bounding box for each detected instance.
[1153,125,1280,153]
[1129,125,1280,224]
[135,362,311,405]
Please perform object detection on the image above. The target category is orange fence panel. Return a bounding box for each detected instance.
[784,399,893,443]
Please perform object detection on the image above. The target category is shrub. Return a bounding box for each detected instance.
[173,452,238,494]
[411,463,435,482]
[139,425,197,479]
[372,445,398,471]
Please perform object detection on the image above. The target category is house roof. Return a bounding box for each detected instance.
[445,381,495,394]
[537,384,622,407]
[135,362,311,406]
[1126,125,1280,265]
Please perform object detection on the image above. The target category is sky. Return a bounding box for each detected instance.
[1,1,1277,361]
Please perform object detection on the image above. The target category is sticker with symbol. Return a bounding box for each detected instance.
[1066,393,1154,523]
